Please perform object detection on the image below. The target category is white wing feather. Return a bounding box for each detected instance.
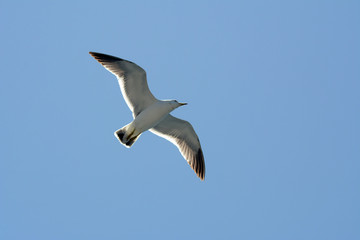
[150,115,205,180]
[89,52,156,117]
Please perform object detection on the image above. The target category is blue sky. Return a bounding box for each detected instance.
[1,0,359,239]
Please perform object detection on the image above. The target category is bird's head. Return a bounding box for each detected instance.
[169,100,187,109]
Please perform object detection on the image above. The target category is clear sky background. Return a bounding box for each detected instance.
[1,0,359,239]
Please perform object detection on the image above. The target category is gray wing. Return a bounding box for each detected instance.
[150,115,205,180]
[89,52,157,117]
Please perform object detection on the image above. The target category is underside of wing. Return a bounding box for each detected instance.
[89,52,156,116]
[150,115,205,180]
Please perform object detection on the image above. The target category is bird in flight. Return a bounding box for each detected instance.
[89,52,205,180]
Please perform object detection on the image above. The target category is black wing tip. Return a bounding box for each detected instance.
[89,51,125,63]
[195,148,205,181]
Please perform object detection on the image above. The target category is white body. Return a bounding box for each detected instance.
[129,101,175,135]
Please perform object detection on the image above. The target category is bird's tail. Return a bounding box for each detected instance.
[114,123,141,148]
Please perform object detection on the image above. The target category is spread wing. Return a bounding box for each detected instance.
[150,115,205,180]
[89,52,157,117]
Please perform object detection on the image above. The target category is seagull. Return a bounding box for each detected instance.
[89,52,205,180]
